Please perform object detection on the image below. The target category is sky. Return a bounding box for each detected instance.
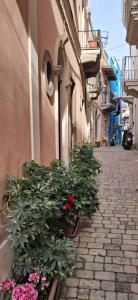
[88,0,129,65]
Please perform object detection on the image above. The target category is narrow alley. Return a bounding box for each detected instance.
[1,1,138,298]
[60,147,138,300]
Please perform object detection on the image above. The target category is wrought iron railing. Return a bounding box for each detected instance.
[87,76,101,93]
[79,30,108,49]
[122,56,138,82]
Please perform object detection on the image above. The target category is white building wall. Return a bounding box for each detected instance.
[130,46,138,148]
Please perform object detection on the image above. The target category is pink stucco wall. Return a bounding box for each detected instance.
[38,0,85,165]
[38,0,58,165]
[0,0,31,239]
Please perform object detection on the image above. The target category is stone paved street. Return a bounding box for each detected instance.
[59,147,138,300]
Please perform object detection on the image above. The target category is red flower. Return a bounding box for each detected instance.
[64,203,71,209]
[67,195,75,202]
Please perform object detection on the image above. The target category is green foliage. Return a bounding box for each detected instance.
[66,167,99,218]
[71,143,94,163]
[12,236,77,280]
[67,143,101,217]
[71,143,101,177]
[23,160,49,179]
[3,143,101,283]
[3,173,77,281]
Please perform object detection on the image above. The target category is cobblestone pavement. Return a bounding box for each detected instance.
[59,147,138,300]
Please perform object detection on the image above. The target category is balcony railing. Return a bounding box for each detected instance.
[79,30,108,49]
[87,77,101,93]
[87,76,102,100]
[122,56,138,81]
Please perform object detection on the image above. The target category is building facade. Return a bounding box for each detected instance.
[95,50,121,145]
[0,0,106,278]
[109,58,122,145]
[122,0,138,148]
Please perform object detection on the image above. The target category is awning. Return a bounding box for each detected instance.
[102,66,117,80]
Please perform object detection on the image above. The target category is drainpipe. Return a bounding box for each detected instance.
[28,0,40,162]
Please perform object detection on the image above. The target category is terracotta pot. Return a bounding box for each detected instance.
[101,141,107,147]
[88,39,98,48]
[48,279,60,300]
[63,216,80,238]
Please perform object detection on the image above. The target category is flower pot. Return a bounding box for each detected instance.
[95,141,100,148]
[48,279,60,300]
[63,216,80,238]
[101,141,107,147]
[88,39,98,48]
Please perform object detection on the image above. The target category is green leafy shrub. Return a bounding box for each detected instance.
[65,167,99,218]
[2,144,101,284]
[71,143,94,162]
[3,174,78,282]
[71,143,101,178]
[11,236,77,280]
[22,159,99,225]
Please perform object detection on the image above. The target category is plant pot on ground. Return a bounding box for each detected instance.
[63,216,80,238]
[48,279,60,300]
[101,141,107,147]
[0,274,60,300]
[95,140,101,147]
[101,138,108,147]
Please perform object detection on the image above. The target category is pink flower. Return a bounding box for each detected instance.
[41,281,49,288]
[67,195,75,202]
[12,287,22,299]
[0,279,16,291]
[28,272,41,282]
[12,283,38,300]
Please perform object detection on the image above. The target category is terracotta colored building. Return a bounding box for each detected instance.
[0,0,106,277]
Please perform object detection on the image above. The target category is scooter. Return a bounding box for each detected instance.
[110,135,116,146]
[122,128,133,150]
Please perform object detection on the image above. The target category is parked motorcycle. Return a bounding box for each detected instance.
[110,135,116,146]
[122,128,133,150]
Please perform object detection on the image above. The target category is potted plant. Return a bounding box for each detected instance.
[23,147,101,237]
[101,137,108,147]
[70,143,101,178]
[88,38,99,48]
[0,272,60,300]
[26,160,80,238]
[2,174,79,299]
[95,140,101,147]
[66,168,99,218]
[61,194,80,238]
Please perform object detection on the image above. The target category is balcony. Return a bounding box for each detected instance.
[100,102,116,112]
[79,30,108,78]
[87,76,102,101]
[127,5,138,47]
[122,0,138,46]
[100,86,116,112]
[122,56,138,97]
[102,66,117,81]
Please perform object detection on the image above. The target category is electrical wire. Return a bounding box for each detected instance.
[107,43,127,51]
